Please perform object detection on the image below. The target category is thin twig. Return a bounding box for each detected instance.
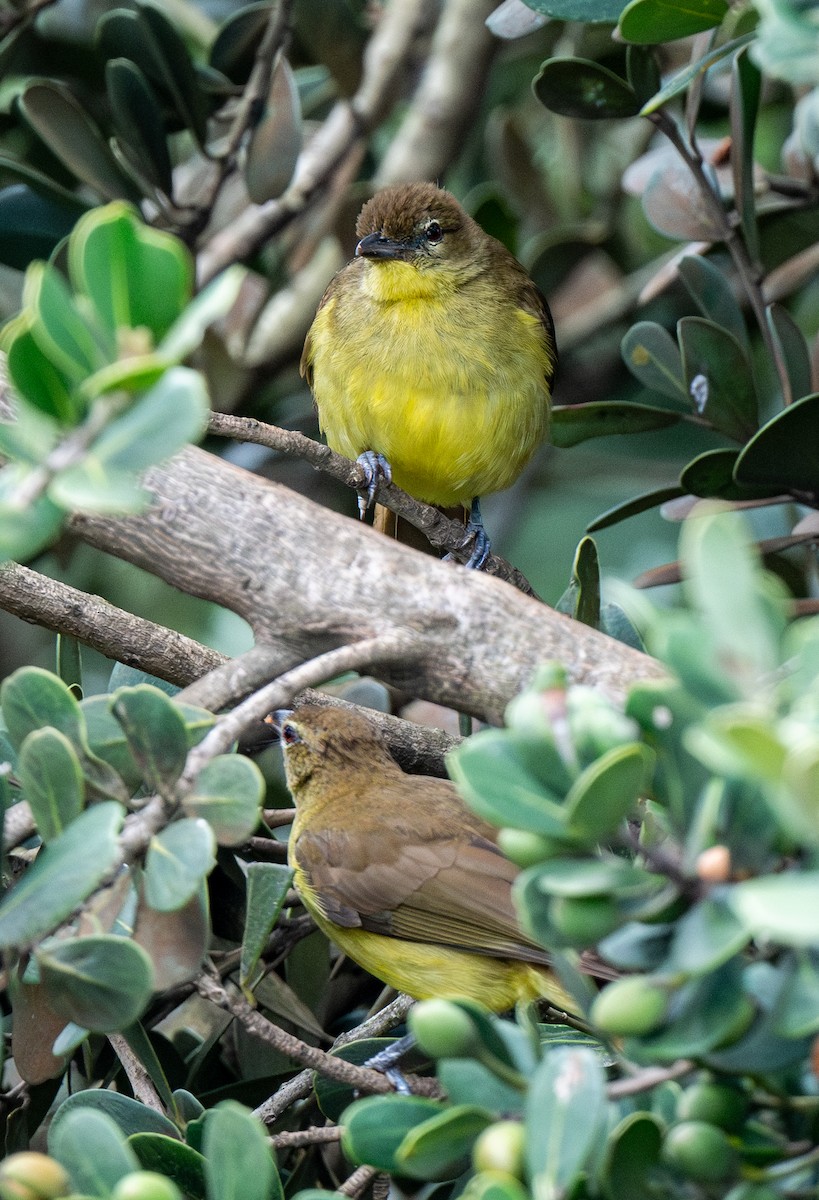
[108,1034,166,1111]
[269,1126,342,1150]
[338,1165,380,1198]
[607,1059,693,1099]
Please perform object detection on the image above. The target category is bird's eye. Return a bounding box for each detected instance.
[280,722,301,746]
[425,220,443,244]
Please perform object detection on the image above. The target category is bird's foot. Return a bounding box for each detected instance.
[364,1032,415,1095]
[444,498,491,570]
[356,451,392,517]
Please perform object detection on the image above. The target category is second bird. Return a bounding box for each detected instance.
[300,183,557,566]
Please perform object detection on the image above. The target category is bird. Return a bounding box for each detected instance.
[277,703,577,1014]
[300,182,557,568]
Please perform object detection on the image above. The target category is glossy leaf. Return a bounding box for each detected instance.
[551,400,680,447]
[767,303,812,404]
[202,1101,278,1200]
[0,184,82,271]
[734,393,819,495]
[49,1107,139,1195]
[602,1112,663,1200]
[730,48,761,266]
[110,684,189,792]
[397,1105,493,1179]
[640,33,756,114]
[586,485,686,531]
[18,727,84,841]
[138,4,209,146]
[50,1086,180,1142]
[728,873,819,946]
[38,934,153,1032]
[240,863,293,986]
[525,1048,607,1194]
[679,449,776,500]
[144,819,216,912]
[210,3,275,82]
[618,0,728,43]
[678,317,757,441]
[106,59,173,197]
[69,202,193,342]
[533,58,640,120]
[677,256,748,351]
[183,754,264,845]
[129,1134,207,1200]
[449,731,569,837]
[4,319,80,425]
[245,57,302,203]
[621,322,688,402]
[24,261,111,386]
[19,82,140,202]
[556,535,600,627]
[1,665,86,751]
[665,898,749,973]
[342,1096,445,1173]
[566,744,654,839]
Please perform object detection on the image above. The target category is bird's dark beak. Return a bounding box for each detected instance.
[264,709,294,737]
[355,231,411,260]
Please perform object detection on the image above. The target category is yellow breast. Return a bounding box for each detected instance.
[305,261,553,508]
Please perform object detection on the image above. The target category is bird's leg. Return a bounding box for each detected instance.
[445,497,491,569]
[363,1032,416,1095]
[355,451,392,517]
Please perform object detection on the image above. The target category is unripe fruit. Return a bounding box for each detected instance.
[0,1153,69,1200]
[409,999,479,1059]
[677,1080,749,1132]
[549,896,620,946]
[472,1121,526,1179]
[662,1121,739,1184]
[110,1173,183,1200]
[497,829,561,868]
[590,976,668,1036]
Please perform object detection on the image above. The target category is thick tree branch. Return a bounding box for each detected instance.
[69,447,665,723]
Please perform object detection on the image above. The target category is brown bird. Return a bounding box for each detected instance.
[300,183,556,567]
[278,704,577,1013]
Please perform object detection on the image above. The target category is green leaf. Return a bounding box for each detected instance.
[678,317,758,442]
[49,1086,181,1142]
[586,485,685,531]
[438,1058,526,1118]
[556,536,600,627]
[621,322,688,402]
[202,1101,277,1200]
[525,1048,607,1194]
[1,672,76,751]
[37,934,154,1032]
[677,256,749,351]
[49,1107,140,1195]
[130,1134,207,1200]
[521,0,629,24]
[396,1105,493,1180]
[245,57,302,203]
[533,58,640,120]
[550,400,680,447]
[774,954,819,1037]
[680,507,786,690]
[144,819,216,912]
[110,684,189,791]
[69,202,193,342]
[184,755,263,846]
[449,730,569,838]
[0,801,124,949]
[18,727,84,841]
[728,873,819,946]
[3,317,80,424]
[766,303,812,403]
[665,898,749,974]
[24,261,112,387]
[0,183,83,272]
[241,863,293,986]
[158,267,245,363]
[680,449,744,499]
[210,4,276,81]
[730,48,761,267]
[137,4,209,147]
[342,1096,445,1173]
[640,32,756,114]
[565,744,655,840]
[734,392,819,497]
[48,465,151,515]
[106,59,173,197]
[81,368,210,468]
[603,1113,663,1200]
[618,0,728,44]
[19,81,141,202]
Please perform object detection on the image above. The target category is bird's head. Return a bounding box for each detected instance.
[273,704,394,796]
[354,183,488,293]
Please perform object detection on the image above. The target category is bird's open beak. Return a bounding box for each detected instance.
[264,709,294,737]
[355,231,412,260]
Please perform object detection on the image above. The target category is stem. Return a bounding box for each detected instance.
[650,110,792,406]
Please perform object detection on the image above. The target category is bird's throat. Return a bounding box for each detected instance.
[361,259,452,303]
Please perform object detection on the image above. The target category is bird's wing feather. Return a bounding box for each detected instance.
[293,824,552,964]
[518,278,558,390]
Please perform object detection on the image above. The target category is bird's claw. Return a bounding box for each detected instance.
[364,1032,415,1095]
[356,451,392,517]
[444,498,491,569]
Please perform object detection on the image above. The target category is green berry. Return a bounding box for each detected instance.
[662,1121,739,1184]
[111,1173,183,1200]
[409,999,480,1059]
[590,976,668,1036]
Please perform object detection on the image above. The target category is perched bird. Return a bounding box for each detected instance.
[300,183,557,567]
[278,704,576,1013]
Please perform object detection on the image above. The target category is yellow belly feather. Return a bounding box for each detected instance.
[307,264,553,508]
